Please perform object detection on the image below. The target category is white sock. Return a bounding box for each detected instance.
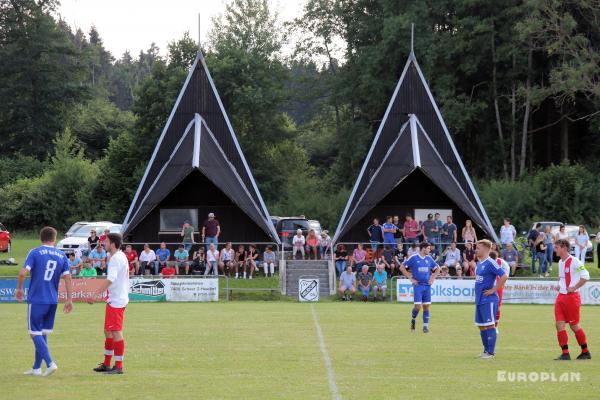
[243,272,246,279]
[235,273,238,278]
[249,275,252,279]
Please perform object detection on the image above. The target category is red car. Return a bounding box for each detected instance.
[0,223,11,252]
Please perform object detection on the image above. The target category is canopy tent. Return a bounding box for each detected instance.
[122,52,279,244]
[334,51,498,244]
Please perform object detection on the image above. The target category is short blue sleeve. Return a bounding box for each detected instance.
[23,250,36,271]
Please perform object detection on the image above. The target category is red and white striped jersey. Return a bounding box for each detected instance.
[558,256,590,294]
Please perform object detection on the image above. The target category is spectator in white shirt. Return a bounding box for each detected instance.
[138,244,157,275]
[205,243,219,276]
[499,218,517,245]
[218,242,236,277]
[443,242,462,277]
[575,225,589,262]
[292,229,305,260]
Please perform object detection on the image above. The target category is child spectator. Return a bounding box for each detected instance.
[372,263,388,301]
[292,229,305,260]
[334,244,348,276]
[263,246,277,277]
[124,244,139,276]
[160,264,176,278]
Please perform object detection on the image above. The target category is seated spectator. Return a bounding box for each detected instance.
[393,243,405,270]
[234,245,246,279]
[68,253,82,277]
[139,244,157,275]
[351,243,367,271]
[191,248,206,275]
[86,229,99,258]
[205,243,219,276]
[79,262,97,277]
[245,244,259,279]
[338,265,356,301]
[292,229,305,260]
[443,242,462,277]
[319,230,332,259]
[357,265,373,302]
[306,230,319,260]
[438,265,450,279]
[334,244,348,276]
[379,245,396,276]
[124,245,139,276]
[263,245,277,277]
[501,242,520,276]
[429,244,441,265]
[174,244,190,275]
[462,241,476,276]
[160,264,176,278]
[89,244,107,275]
[407,242,419,258]
[155,242,171,275]
[372,263,388,301]
[219,242,235,277]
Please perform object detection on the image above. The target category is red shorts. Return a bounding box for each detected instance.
[554,293,581,325]
[496,288,503,321]
[104,304,126,331]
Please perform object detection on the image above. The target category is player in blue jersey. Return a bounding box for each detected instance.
[474,239,507,359]
[16,227,73,377]
[399,242,440,333]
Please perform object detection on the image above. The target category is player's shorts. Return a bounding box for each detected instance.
[28,304,57,336]
[413,284,431,305]
[104,304,126,331]
[555,293,581,325]
[475,301,498,326]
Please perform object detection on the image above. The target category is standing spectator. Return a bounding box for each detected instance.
[201,213,220,251]
[372,263,388,301]
[87,229,99,257]
[544,225,555,273]
[535,231,548,277]
[357,265,373,302]
[407,242,419,258]
[351,243,367,271]
[218,242,235,277]
[393,215,403,246]
[441,216,457,245]
[139,244,157,275]
[596,230,600,269]
[429,244,441,265]
[205,243,219,276]
[180,221,195,252]
[79,262,97,277]
[174,244,190,275]
[443,242,462,277]
[306,230,319,260]
[292,229,305,260]
[501,242,520,276]
[334,244,348,276]
[191,248,205,275]
[319,230,332,259]
[124,245,139,276]
[575,225,589,262]
[499,218,517,246]
[338,265,356,301]
[462,241,476,276]
[557,224,569,240]
[367,218,384,260]
[89,244,107,275]
[68,253,82,276]
[234,245,246,279]
[403,214,420,245]
[433,213,443,251]
[263,246,277,277]
[461,220,477,243]
[379,245,396,276]
[160,263,176,278]
[527,223,541,274]
[155,242,171,275]
[382,216,397,248]
[393,243,405,272]
[245,244,259,279]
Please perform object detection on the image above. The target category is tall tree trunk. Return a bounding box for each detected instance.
[560,109,569,162]
[491,20,509,179]
[510,54,517,181]
[519,47,533,177]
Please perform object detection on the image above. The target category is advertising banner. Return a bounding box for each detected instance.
[0,280,28,303]
[129,278,167,302]
[58,279,106,302]
[166,278,219,302]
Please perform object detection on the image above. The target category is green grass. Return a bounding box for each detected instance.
[1,302,599,399]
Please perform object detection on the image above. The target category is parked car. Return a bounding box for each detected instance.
[270,216,281,229]
[56,222,122,257]
[529,222,594,262]
[64,221,91,238]
[276,217,310,251]
[0,223,11,253]
[308,220,322,236]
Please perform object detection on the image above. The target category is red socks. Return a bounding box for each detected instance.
[557,330,569,354]
[103,338,114,366]
[574,329,589,353]
[114,340,125,369]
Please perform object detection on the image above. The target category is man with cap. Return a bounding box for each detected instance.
[201,213,221,251]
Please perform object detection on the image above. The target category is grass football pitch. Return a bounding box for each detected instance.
[1,302,599,400]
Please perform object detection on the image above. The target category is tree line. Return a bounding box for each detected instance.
[0,0,599,233]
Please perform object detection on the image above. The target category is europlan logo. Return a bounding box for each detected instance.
[497,370,581,383]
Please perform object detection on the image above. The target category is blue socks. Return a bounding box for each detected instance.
[480,329,497,354]
[423,310,430,327]
[32,335,52,368]
[480,330,488,353]
[411,308,419,321]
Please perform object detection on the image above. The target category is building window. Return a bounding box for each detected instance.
[159,209,198,231]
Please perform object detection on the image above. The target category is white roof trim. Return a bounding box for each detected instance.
[409,114,421,167]
[193,113,201,168]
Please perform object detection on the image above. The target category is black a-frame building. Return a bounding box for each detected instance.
[333,50,498,244]
[122,51,279,244]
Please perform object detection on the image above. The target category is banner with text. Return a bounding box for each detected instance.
[129,278,218,302]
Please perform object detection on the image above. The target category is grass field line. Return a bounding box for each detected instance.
[310,304,341,400]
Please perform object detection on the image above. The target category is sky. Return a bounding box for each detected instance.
[56,0,306,58]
